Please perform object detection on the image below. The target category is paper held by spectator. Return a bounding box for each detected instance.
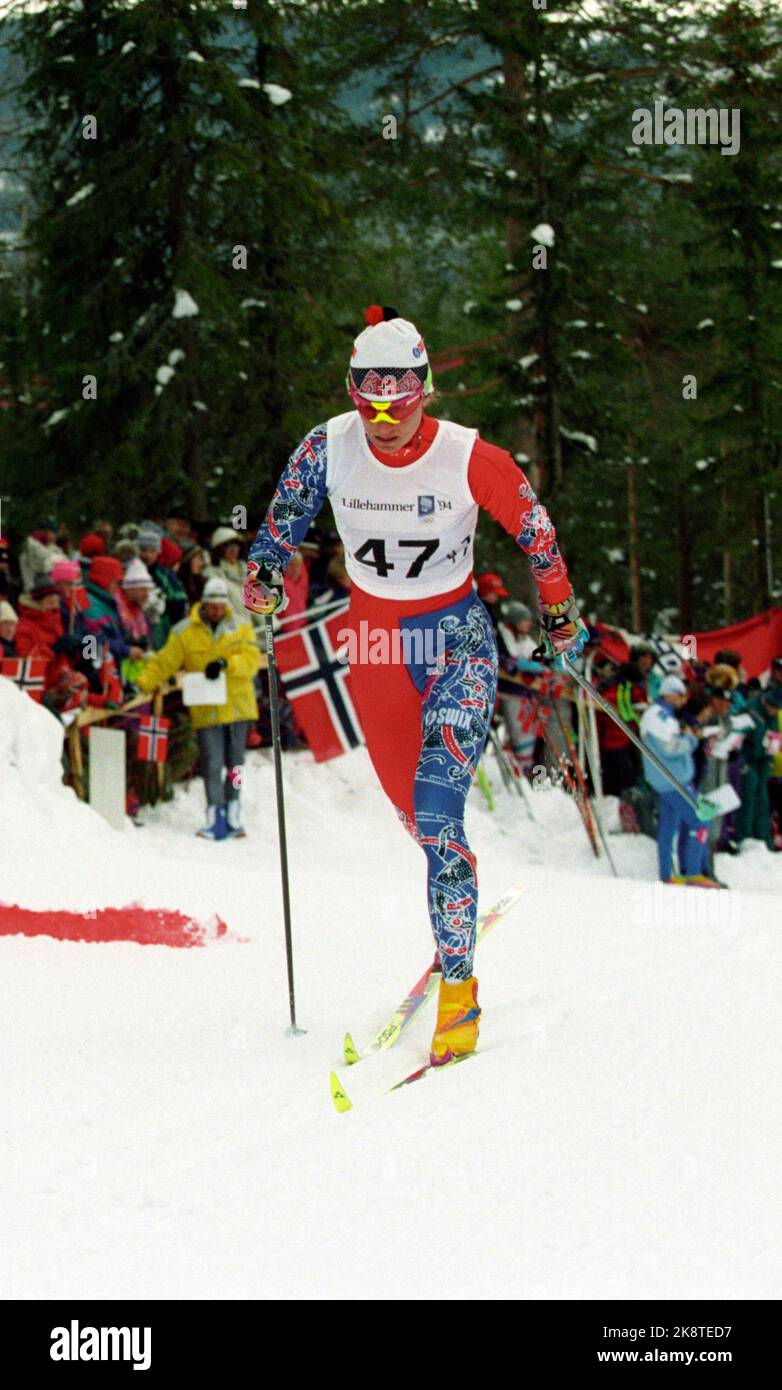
[182,671,227,706]
[730,713,754,731]
[709,731,745,759]
[705,782,741,816]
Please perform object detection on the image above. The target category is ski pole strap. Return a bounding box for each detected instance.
[566,666,719,822]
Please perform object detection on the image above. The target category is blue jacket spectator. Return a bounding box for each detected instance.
[640,683,698,793]
[640,675,713,883]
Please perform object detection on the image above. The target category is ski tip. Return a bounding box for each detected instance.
[390,1051,475,1092]
[343,1032,360,1066]
[330,1071,353,1114]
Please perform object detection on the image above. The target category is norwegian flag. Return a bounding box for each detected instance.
[0,656,47,702]
[274,601,365,762]
[136,715,170,764]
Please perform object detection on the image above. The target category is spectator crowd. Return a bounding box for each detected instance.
[0,513,350,839]
[478,575,782,886]
[1,520,781,871]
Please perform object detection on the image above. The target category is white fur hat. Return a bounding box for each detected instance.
[202,575,230,601]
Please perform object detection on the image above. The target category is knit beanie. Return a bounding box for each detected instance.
[30,572,58,600]
[0,599,17,624]
[79,533,106,558]
[113,539,139,564]
[137,522,163,553]
[51,559,82,585]
[202,575,230,601]
[659,675,687,697]
[122,558,154,590]
[89,556,124,591]
[159,536,182,568]
[210,526,242,551]
[349,306,431,400]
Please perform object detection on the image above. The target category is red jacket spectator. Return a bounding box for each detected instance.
[13,576,85,710]
[15,576,64,686]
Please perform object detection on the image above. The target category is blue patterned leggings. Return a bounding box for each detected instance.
[348,591,498,981]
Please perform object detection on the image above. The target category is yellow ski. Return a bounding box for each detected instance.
[342,883,525,1067]
[329,1071,353,1113]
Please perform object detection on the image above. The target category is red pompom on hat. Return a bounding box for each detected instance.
[364,304,399,326]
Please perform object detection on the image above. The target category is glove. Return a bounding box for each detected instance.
[205,659,227,680]
[144,587,167,623]
[244,560,289,615]
[537,591,589,670]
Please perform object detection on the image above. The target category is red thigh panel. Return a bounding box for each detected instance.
[345,595,423,823]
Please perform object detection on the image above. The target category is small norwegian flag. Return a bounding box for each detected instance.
[0,656,47,703]
[136,716,170,764]
[274,601,364,762]
[100,643,122,705]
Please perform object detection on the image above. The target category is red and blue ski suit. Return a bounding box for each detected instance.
[249,412,573,980]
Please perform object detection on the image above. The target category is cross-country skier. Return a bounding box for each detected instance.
[245,307,587,1065]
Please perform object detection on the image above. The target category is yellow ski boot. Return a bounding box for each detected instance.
[430,976,481,1066]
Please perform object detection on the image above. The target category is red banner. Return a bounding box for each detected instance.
[595,607,782,682]
[687,607,782,681]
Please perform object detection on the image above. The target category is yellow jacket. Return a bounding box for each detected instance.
[137,603,261,728]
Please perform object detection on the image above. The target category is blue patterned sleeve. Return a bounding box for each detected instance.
[247,424,330,571]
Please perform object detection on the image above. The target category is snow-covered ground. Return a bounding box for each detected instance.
[1,679,781,1300]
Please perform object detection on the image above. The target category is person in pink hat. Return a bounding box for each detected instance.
[51,558,89,636]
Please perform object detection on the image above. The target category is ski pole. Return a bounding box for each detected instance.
[564,663,718,821]
[263,613,304,1035]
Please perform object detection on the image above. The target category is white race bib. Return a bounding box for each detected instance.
[326,412,479,599]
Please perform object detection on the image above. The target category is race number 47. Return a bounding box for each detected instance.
[354,537,440,578]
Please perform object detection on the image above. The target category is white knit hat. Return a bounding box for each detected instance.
[210,526,242,550]
[659,675,687,697]
[202,575,230,601]
[349,306,431,400]
[0,599,17,624]
[122,558,154,590]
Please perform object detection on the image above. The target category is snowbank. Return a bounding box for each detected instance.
[2,678,782,1298]
[0,679,113,872]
